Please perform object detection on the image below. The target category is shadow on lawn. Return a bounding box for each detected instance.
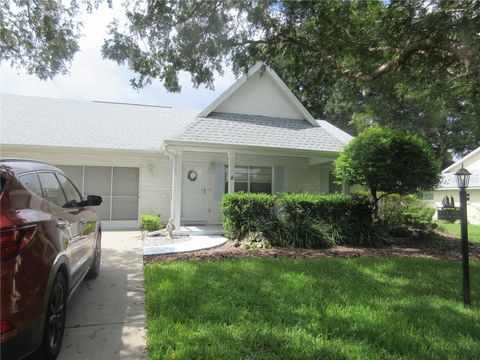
[146,258,480,360]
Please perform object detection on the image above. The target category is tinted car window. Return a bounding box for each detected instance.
[1,173,7,194]
[37,172,67,208]
[57,174,82,208]
[18,173,43,198]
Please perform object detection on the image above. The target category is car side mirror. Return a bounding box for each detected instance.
[86,195,102,206]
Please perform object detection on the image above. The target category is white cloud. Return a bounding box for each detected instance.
[0,2,237,110]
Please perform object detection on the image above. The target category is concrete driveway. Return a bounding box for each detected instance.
[57,231,147,360]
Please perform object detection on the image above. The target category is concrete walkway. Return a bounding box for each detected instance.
[143,235,227,256]
[58,231,147,360]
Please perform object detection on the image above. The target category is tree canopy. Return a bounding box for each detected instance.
[1,0,479,164]
[333,127,440,213]
[0,0,108,79]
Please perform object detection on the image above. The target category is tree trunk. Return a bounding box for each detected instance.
[371,189,379,221]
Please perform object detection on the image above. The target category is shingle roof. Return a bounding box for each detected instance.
[174,112,351,153]
[0,95,352,154]
[0,94,199,151]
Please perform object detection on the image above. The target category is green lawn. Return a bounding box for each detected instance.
[436,221,480,243]
[145,257,480,360]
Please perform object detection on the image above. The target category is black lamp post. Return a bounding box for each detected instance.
[455,165,471,306]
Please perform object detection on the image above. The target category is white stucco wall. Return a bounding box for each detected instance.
[1,146,172,228]
[215,71,304,120]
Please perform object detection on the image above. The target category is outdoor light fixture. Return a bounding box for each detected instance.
[455,166,471,189]
[455,164,471,307]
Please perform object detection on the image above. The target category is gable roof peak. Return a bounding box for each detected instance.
[198,62,318,127]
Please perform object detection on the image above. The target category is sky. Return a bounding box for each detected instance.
[0,3,236,111]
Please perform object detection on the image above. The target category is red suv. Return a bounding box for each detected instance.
[0,159,102,359]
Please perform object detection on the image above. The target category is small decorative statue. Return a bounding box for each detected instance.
[442,195,451,208]
[166,218,175,239]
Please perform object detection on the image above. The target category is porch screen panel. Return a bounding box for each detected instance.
[112,198,138,220]
[56,165,83,192]
[84,166,111,195]
[84,166,111,221]
[112,167,139,196]
[273,166,284,194]
[95,197,111,221]
[112,167,139,220]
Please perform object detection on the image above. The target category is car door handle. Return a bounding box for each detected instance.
[57,219,70,230]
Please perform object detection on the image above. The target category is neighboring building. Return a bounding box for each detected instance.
[432,146,480,224]
[0,63,352,229]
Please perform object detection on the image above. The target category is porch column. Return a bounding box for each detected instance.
[228,151,236,193]
[171,150,183,228]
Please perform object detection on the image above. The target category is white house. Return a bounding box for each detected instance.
[432,146,480,224]
[0,63,352,229]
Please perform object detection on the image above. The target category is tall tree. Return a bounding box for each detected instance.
[101,0,480,163]
[0,0,108,79]
[1,1,479,163]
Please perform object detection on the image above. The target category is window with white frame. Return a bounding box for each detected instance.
[417,192,434,201]
[225,166,273,194]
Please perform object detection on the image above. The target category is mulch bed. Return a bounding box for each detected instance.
[144,232,480,264]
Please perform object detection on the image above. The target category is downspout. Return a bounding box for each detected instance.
[161,143,178,226]
[161,142,176,160]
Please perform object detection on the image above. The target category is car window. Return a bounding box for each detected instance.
[37,172,68,208]
[18,173,43,198]
[57,174,82,208]
[1,175,7,195]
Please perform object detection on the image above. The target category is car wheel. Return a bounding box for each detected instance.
[41,272,67,359]
[86,230,101,279]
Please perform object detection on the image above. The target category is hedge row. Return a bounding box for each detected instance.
[221,192,380,248]
[221,192,276,241]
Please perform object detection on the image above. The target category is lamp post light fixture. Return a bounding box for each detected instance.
[455,165,471,306]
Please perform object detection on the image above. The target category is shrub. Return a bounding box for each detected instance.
[334,127,440,215]
[277,193,380,247]
[140,214,164,232]
[404,202,436,230]
[221,192,276,241]
[221,192,381,248]
[377,194,436,236]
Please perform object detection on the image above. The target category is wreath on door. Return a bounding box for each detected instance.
[187,169,198,182]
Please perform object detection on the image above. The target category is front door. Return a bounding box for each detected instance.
[181,162,206,223]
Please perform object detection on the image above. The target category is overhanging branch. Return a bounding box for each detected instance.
[274,36,473,82]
